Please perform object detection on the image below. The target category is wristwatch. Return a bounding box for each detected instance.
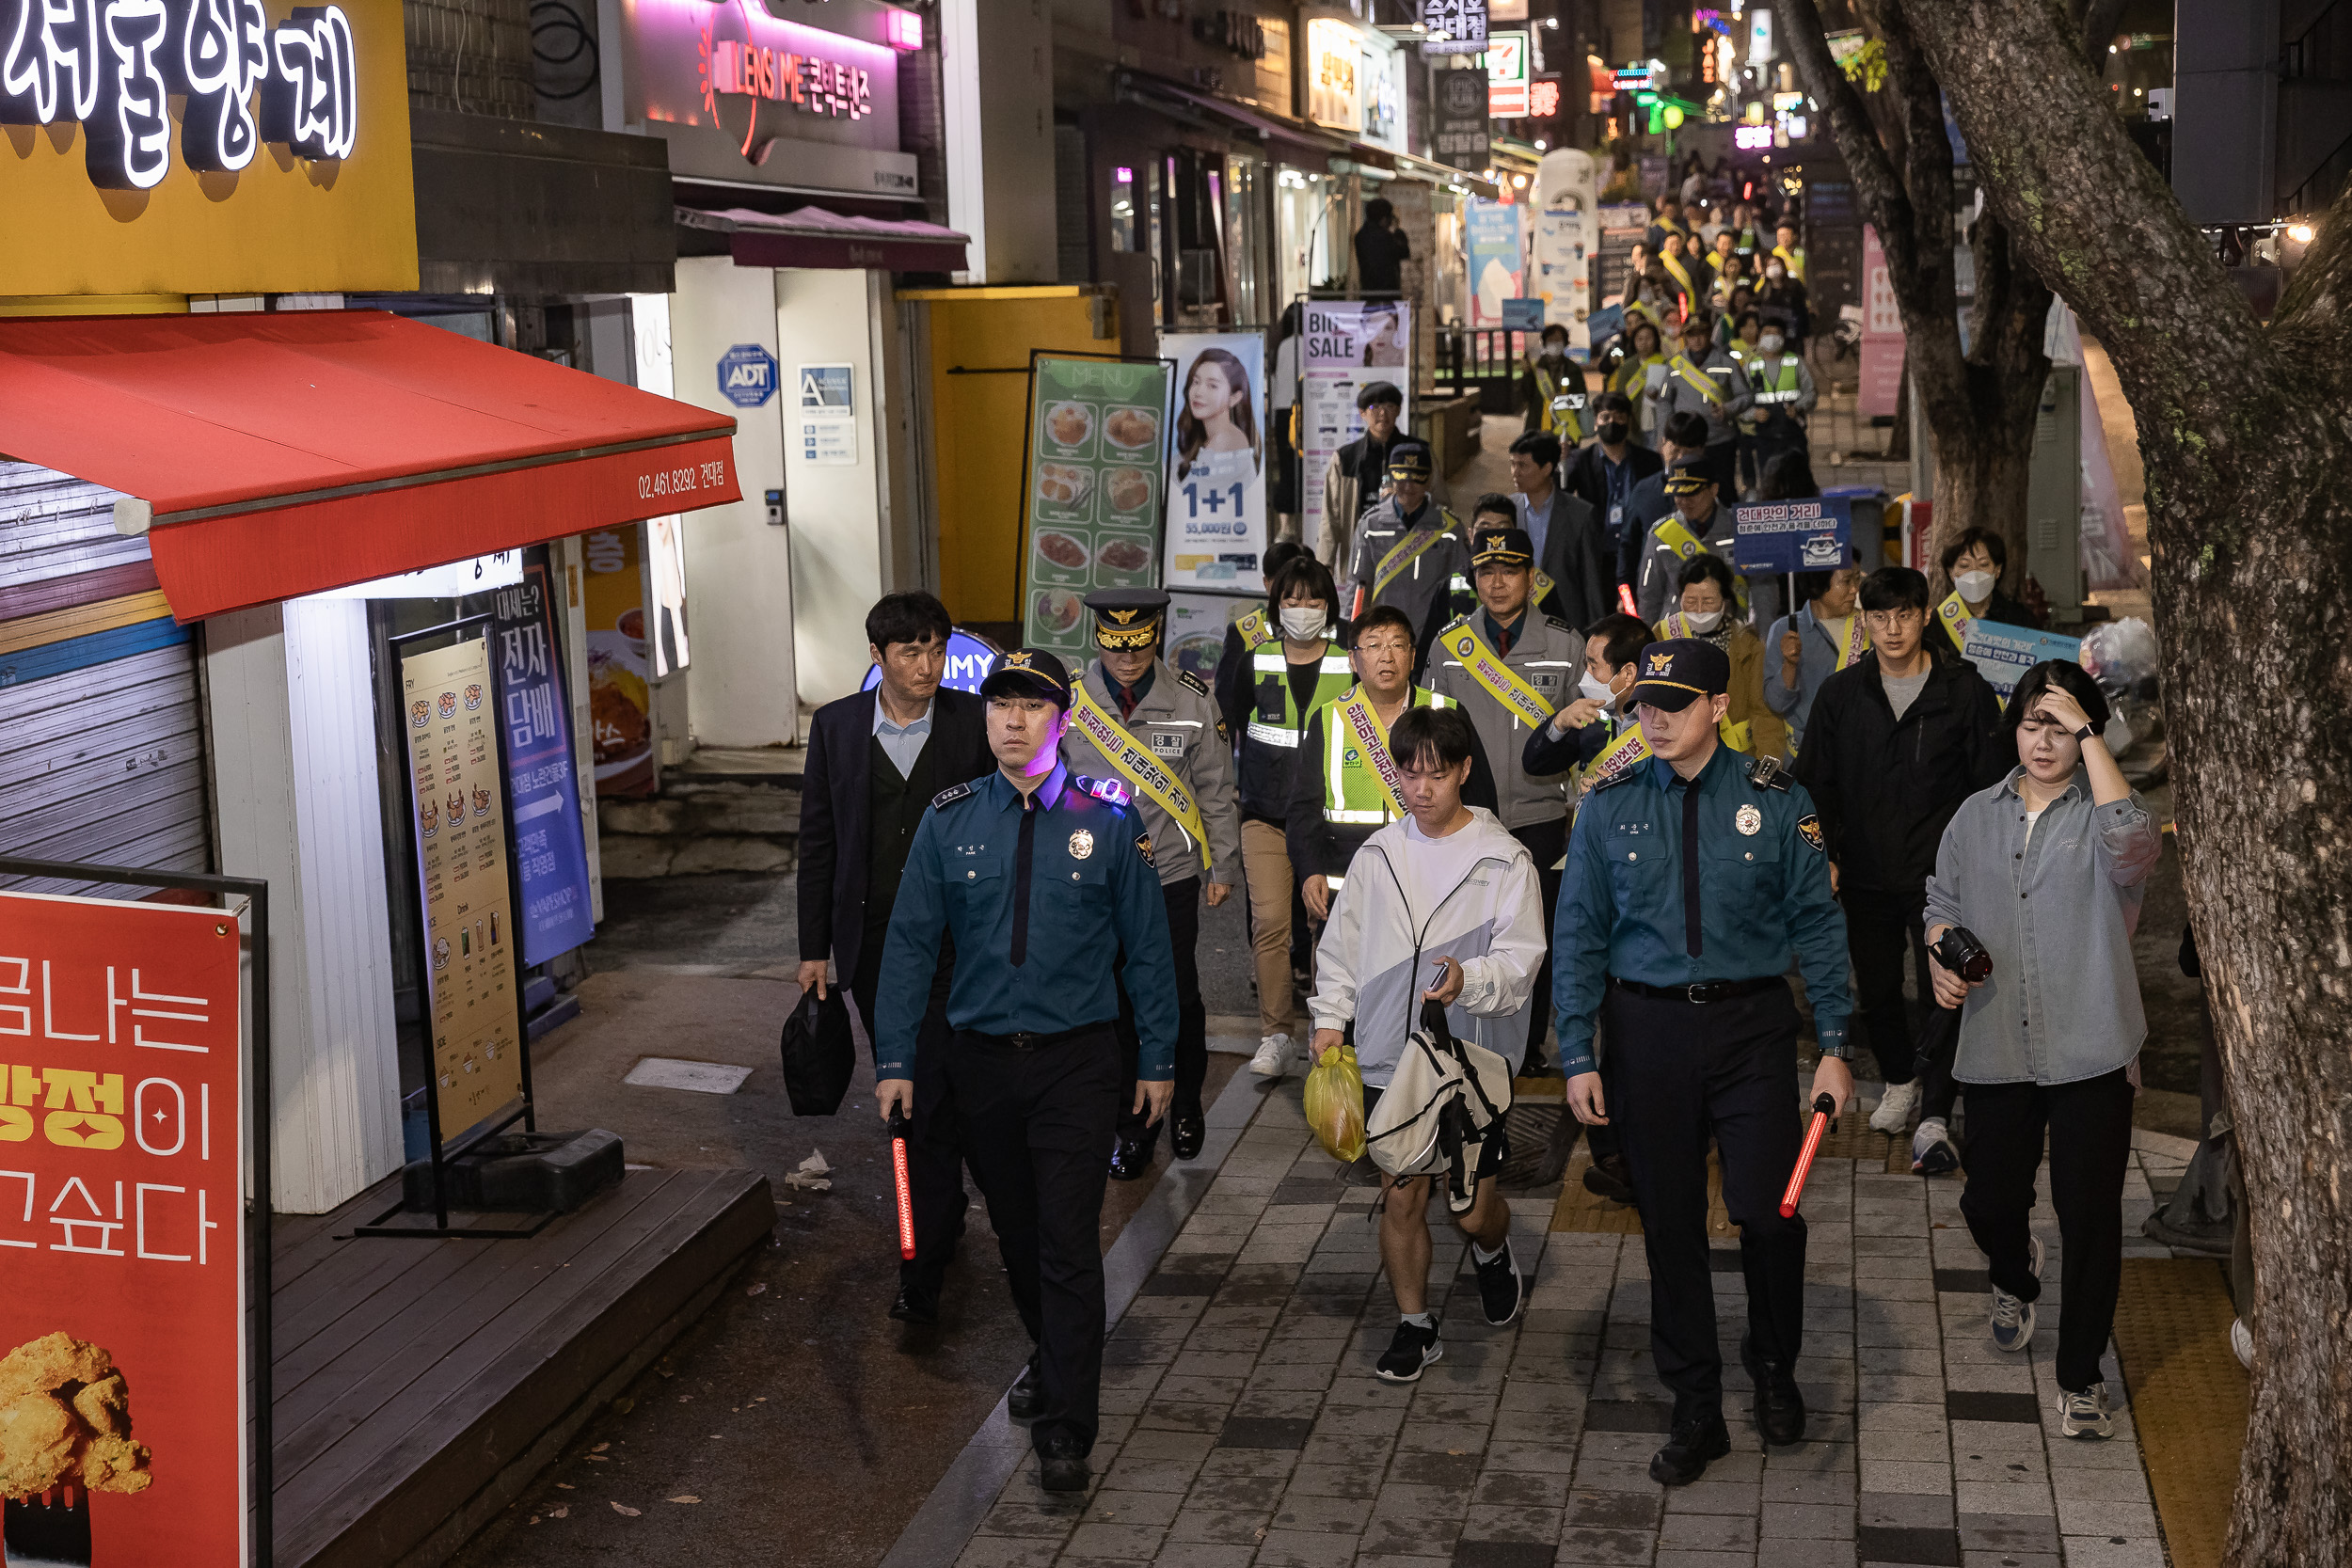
[2074,722,2099,743]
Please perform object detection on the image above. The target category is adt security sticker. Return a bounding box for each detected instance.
[718,344,780,408]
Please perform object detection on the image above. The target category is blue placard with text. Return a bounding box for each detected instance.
[492,551,596,965]
[1732,498,1854,573]
[1962,622,2083,700]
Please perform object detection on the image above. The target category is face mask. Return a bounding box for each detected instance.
[1578,671,1614,704]
[1953,570,1996,602]
[1597,420,1629,443]
[1759,333,1784,353]
[1279,606,1327,640]
[1767,264,1787,280]
[1683,610,1725,634]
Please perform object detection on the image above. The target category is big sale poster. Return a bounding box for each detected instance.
[1161,332,1270,594]
[0,892,246,1566]
[402,637,526,1138]
[1299,300,1413,558]
[1021,355,1174,658]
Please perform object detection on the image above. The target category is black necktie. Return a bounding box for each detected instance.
[1679,778,1704,958]
[1010,795,1038,966]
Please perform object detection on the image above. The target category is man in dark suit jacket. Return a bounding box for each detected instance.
[1561,391,1664,572]
[1505,430,1613,630]
[798,592,993,1325]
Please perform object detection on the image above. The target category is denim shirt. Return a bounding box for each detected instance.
[1923,767,2162,1086]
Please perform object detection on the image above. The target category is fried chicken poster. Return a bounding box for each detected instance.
[0,892,246,1565]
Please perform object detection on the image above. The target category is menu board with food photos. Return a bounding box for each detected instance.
[1021,353,1174,658]
[402,635,526,1139]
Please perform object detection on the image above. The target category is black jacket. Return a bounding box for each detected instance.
[797,686,993,981]
[1525,487,1615,633]
[1613,468,1675,591]
[1790,650,2010,898]
[1563,440,1664,561]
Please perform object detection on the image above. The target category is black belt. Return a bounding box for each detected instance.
[955,1021,1116,1052]
[1610,975,1783,1006]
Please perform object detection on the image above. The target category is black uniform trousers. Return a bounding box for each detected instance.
[1958,1067,2135,1392]
[946,1026,1122,1454]
[1117,877,1206,1135]
[1511,817,1567,1069]
[850,935,967,1292]
[1603,980,1808,1422]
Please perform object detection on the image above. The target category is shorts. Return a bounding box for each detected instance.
[1360,1084,1508,1180]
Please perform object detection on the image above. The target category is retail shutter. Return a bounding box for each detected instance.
[0,461,210,897]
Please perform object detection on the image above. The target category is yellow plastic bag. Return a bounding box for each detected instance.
[1303,1040,1367,1164]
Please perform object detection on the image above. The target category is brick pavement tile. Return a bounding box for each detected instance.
[1145,1401,1237,1433]
[1551,1527,1657,1565]
[1252,1528,1364,1568]
[1452,1542,1558,1568]
[2045,1465,2150,1502]
[1122,1429,1219,1461]
[1232,1390,1313,1420]
[1858,1427,1949,1464]
[1857,1402,1947,1435]
[1938,1362,2035,1394]
[1473,1469,1574,1509]
[1564,1489,1661,1529]
[1084,1490,1187,1527]
[1659,1478,1760,1515]
[1247,1363,1341,1393]
[1949,1481,2050,1517]
[1201,1305,1285,1329]
[1857,1491,1954,1528]
[1267,1493,1376,1533]
[1198,1449,1302,1482]
[1158,1376,1248,1403]
[1408,1451,1490,1491]
[1357,1557,1454,1568]
[1359,1513,1469,1560]
[1955,1512,2058,1553]
[1456,1503,1564,1544]
[1649,1550,1756,1567]
[1958,1554,2058,1568]
[1187,1325,1276,1355]
[2056,1538,2167,1568]
[1148,1546,1257,1568]
[1854,1522,1963,1565]
[1499,1382,1588,1416]
[1299,1432,1398,1468]
[1757,1469,1854,1507]
[1758,1500,1852,1539]
[1287,1463,1385,1499]
[1858,1460,1953,1496]
[1100,1454,1208,1494]
[1160,1507,1271,1544]
[954,1537,1065,1568]
[2052,1497,2158,1537]
[1658,1510,1756,1550]
[1395,1421,1494,1454]
[977,1500,1083,1539]
[1951,1450,2044,1483]
[1566,1457,1657,1492]
[1063,1521,1168,1559]
[1103,1386,1160,1417]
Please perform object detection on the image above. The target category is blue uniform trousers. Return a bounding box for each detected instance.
[948,1025,1121,1454]
[1603,980,1808,1422]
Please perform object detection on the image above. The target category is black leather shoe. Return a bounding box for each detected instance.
[1038,1435,1089,1493]
[1169,1108,1205,1160]
[1107,1131,1154,1181]
[1581,1153,1636,1205]
[888,1282,938,1324]
[1753,1367,1806,1446]
[1649,1413,1733,1485]
[1007,1360,1042,1421]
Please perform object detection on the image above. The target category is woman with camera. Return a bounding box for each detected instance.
[1924,660,2161,1440]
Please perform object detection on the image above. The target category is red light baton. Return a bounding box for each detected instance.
[888,1110,916,1261]
[1779,1093,1839,1218]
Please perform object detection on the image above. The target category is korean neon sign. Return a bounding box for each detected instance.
[695,0,871,160]
[0,0,358,190]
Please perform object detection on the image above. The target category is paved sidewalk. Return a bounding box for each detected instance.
[940,1078,2189,1568]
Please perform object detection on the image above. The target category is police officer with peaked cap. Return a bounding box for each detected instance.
[1553,638,1855,1484]
[875,647,1179,1495]
[1061,589,1242,1177]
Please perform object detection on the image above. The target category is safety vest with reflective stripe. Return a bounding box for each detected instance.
[1747,355,1804,405]
[1319,687,1460,827]
[1245,647,1356,751]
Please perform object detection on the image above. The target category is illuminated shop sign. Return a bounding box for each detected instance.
[0,0,358,190]
[700,18,871,128]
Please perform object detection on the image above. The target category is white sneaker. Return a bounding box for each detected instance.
[1911,1117,1960,1176]
[1250,1032,1295,1079]
[1869,1078,1923,1133]
[2232,1318,2253,1370]
[1990,1234,2044,1353]
[2058,1381,2115,1440]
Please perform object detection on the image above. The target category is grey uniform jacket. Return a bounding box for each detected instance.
[1422,611,1582,830]
[1344,499,1469,643]
[1061,659,1244,891]
[1633,503,1784,633]
[1319,446,1451,577]
[1644,347,1753,449]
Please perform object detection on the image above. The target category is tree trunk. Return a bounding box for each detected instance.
[1921,423,2031,590]
[1903,2,2352,1561]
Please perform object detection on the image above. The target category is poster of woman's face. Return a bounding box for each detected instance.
[1175,345,1262,481]
[1360,305,1406,367]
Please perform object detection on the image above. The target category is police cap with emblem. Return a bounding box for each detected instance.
[979,647,1073,708]
[1470,527,1535,569]
[1626,638,1729,713]
[1386,440,1434,483]
[1662,453,1717,497]
[1356,380,1405,411]
[1085,588,1169,651]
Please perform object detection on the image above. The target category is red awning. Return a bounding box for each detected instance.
[0,310,741,621]
[679,206,971,272]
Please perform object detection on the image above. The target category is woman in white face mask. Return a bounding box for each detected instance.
[1656,553,1788,760]
[1931,526,2030,661]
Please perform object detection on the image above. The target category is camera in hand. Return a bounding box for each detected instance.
[1931,926,1993,984]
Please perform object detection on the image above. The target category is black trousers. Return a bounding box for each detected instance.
[1843,887,1934,1085]
[850,938,968,1292]
[947,1026,1121,1454]
[1604,981,1808,1422]
[1117,877,1207,1135]
[1510,817,1567,1069]
[1958,1067,2135,1392]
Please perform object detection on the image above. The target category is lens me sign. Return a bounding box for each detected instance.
[2,0,358,189]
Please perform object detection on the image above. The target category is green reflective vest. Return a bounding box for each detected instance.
[1247,646,1355,752]
[1318,686,1461,828]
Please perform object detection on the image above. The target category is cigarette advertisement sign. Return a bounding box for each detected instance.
[1162,333,1270,593]
[492,556,596,968]
[1300,301,1413,557]
[402,637,525,1138]
[0,892,246,1566]
[1021,356,1174,659]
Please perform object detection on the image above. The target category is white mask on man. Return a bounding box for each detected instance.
[1578,670,1615,705]
[1683,609,1726,634]
[1953,570,1996,603]
[1280,606,1329,640]
[1759,332,1785,354]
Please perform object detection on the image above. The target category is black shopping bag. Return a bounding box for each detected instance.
[779,987,857,1115]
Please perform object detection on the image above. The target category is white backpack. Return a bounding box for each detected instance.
[1365,1000,1516,1212]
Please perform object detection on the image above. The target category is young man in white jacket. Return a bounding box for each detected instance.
[1306,706,1549,1382]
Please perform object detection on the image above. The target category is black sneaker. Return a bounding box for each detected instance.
[1472,1241,1524,1326]
[1581,1154,1636,1205]
[1648,1412,1733,1485]
[1375,1319,1442,1383]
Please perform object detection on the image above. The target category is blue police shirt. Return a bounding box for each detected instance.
[874,763,1179,1079]
[1552,743,1852,1074]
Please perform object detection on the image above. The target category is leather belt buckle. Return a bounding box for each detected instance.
[1007,1032,1041,1049]
[1686,982,1730,1005]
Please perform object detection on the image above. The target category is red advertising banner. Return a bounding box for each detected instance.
[1858,225,1907,420]
[0,892,246,1566]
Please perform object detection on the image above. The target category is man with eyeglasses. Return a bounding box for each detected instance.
[1790,568,2008,1161]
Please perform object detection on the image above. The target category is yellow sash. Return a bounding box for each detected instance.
[1334,690,1406,815]
[1371,526,1449,602]
[1936,593,1974,651]
[1440,620,1554,731]
[1651,522,1749,616]
[1832,611,1871,670]
[1772,243,1804,281]
[1235,606,1274,650]
[1067,680,1212,869]
[1661,252,1697,303]
[1668,353,1728,407]
[1718,719,1754,754]
[1589,723,1650,781]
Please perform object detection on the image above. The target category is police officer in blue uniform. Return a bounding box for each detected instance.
[875,647,1179,1495]
[1554,639,1855,1484]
